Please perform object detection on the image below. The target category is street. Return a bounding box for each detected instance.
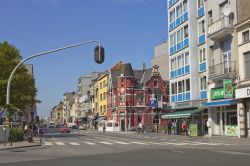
[0,130,250,165]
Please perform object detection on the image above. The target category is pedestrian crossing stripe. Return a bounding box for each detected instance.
[44,142,53,146]
[99,141,114,145]
[43,141,232,146]
[55,142,65,145]
[114,141,130,145]
[83,142,97,145]
[70,142,80,145]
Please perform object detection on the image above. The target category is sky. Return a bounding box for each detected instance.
[0,0,168,118]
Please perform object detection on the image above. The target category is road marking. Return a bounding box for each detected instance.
[44,142,53,146]
[131,141,148,145]
[83,142,97,145]
[55,142,65,145]
[213,150,250,156]
[99,141,114,145]
[70,142,80,146]
[52,137,57,141]
[114,141,130,145]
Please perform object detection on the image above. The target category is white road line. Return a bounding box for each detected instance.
[44,142,53,146]
[99,141,114,145]
[131,141,148,145]
[55,142,65,145]
[70,142,80,146]
[213,150,250,156]
[114,141,130,145]
[83,142,97,145]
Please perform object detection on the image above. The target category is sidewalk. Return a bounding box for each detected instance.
[0,137,42,150]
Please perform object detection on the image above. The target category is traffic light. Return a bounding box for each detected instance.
[94,45,105,64]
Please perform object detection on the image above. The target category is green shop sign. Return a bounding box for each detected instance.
[224,79,234,98]
[211,88,224,100]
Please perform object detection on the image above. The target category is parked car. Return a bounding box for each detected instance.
[67,123,77,129]
[57,126,70,133]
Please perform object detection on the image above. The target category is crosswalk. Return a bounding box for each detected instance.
[43,140,230,147]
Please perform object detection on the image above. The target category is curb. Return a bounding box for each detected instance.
[0,143,42,150]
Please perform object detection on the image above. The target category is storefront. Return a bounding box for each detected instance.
[235,86,250,137]
[204,79,237,137]
[161,109,202,136]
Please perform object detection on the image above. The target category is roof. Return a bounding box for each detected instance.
[133,68,152,86]
[110,70,121,89]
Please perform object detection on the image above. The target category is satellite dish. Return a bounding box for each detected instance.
[223,4,232,16]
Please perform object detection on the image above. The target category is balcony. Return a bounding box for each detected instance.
[209,61,236,79]
[207,16,233,40]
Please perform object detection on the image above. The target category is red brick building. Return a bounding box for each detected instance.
[107,63,169,131]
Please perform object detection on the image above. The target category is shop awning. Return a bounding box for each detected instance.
[202,99,236,107]
[161,109,201,119]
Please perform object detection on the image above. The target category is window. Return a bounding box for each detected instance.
[185,52,189,65]
[199,48,206,63]
[243,30,250,43]
[100,82,102,89]
[176,4,182,18]
[171,58,176,70]
[154,80,158,87]
[120,93,125,102]
[103,93,106,100]
[177,30,181,43]
[208,10,213,25]
[170,9,175,23]
[103,105,106,113]
[171,83,175,95]
[244,52,250,79]
[198,0,204,8]
[178,81,183,93]
[200,76,207,90]
[177,55,182,68]
[103,80,106,87]
[183,0,187,12]
[170,34,175,47]
[100,94,102,101]
[184,25,188,38]
[199,20,205,35]
[100,106,102,113]
[186,79,190,91]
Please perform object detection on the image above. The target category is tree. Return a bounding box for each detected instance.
[0,41,37,114]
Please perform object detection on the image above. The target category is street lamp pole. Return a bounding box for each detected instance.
[5,40,103,127]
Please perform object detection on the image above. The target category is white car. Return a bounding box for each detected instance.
[67,123,77,128]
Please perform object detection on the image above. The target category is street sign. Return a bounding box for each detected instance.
[150,98,157,109]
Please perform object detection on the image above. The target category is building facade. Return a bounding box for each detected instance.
[167,0,208,136]
[151,41,169,81]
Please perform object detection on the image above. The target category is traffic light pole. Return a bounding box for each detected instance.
[156,108,159,134]
[5,40,102,127]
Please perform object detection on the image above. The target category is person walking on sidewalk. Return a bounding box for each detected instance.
[181,120,188,138]
[167,120,172,134]
[138,122,143,133]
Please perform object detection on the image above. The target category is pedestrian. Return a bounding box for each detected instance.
[167,120,172,135]
[103,124,106,132]
[138,122,143,133]
[24,124,28,134]
[181,120,188,138]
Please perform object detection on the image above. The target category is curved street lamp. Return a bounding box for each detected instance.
[5,40,105,127]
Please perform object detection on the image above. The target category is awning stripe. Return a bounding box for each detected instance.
[202,99,235,107]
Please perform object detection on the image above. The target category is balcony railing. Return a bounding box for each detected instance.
[208,16,233,40]
[209,61,236,78]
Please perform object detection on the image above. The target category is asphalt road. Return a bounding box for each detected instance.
[0,130,249,166]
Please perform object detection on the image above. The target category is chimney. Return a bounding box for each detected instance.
[143,63,146,71]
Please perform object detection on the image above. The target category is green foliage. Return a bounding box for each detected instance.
[9,127,25,142]
[0,41,37,113]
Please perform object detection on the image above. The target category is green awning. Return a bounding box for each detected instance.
[161,109,201,119]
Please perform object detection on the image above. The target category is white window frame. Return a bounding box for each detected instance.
[200,76,207,91]
[199,48,206,63]
[198,20,205,36]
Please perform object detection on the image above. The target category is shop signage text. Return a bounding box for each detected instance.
[235,87,250,99]
[211,88,224,100]
[224,79,234,98]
